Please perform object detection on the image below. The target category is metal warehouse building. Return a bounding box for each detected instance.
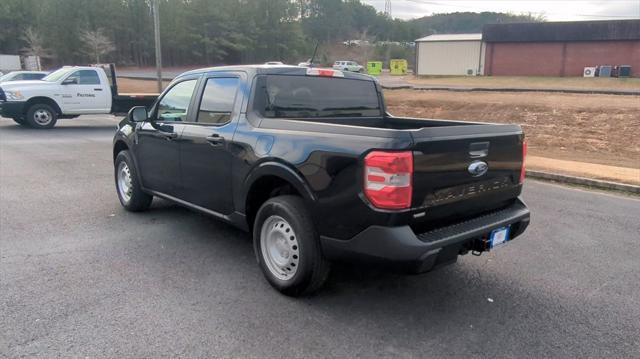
[484,20,640,77]
[415,34,485,76]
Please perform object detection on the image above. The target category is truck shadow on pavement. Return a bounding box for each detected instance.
[110,200,623,357]
[141,199,520,299]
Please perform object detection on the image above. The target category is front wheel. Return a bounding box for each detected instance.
[25,103,58,129]
[114,150,153,211]
[253,195,331,296]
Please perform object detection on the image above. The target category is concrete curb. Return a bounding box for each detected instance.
[381,84,640,96]
[527,170,640,194]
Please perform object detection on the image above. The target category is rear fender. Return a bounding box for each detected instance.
[239,161,316,214]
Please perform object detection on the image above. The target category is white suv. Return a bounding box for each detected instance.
[332,61,364,73]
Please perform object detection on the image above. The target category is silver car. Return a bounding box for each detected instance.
[0,71,48,83]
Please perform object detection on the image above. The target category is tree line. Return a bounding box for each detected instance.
[0,0,541,67]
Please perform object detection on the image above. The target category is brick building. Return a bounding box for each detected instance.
[482,20,640,77]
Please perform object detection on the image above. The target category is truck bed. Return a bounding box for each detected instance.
[111,93,158,114]
[256,112,525,237]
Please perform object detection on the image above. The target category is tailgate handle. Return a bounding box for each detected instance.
[469,142,489,158]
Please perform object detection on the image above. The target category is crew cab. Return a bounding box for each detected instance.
[112,65,530,296]
[0,64,157,129]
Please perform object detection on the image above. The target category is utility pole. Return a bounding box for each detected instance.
[152,0,162,92]
[384,0,392,17]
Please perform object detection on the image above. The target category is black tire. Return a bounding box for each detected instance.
[12,117,27,126]
[114,150,153,212]
[25,103,58,129]
[253,195,331,296]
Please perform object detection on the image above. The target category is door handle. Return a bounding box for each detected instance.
[94,88,103,91]
[206,134,225,146]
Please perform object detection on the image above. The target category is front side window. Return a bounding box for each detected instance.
[197,77,239,125]
[156,80,197,122]
[42,68,74,82]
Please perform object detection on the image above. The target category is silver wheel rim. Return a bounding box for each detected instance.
[117,161,133,203]
[33,109,52,126]
[260,215,300,281]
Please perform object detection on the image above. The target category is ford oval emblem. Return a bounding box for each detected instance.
[468,160,488,177]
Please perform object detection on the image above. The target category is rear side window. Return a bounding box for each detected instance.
[24,73,45,80]
[197,77,239,125]
[254,75,381,119]
[66,70,100,85]
[78,70,100,85]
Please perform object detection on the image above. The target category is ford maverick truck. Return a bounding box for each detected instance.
[112,65,530,296]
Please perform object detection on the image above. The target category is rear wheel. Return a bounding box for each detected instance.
[253,195,330,296]
[25,103,57,129]
[114,150,153,211]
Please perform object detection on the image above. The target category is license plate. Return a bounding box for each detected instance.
[489,226,510,249]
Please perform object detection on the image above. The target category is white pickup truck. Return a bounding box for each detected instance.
[0,64,157,129]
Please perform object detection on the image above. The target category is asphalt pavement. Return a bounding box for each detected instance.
[1,116,639,358]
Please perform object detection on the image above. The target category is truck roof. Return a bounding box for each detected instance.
[58,66,101,71]
[178,65,375,81]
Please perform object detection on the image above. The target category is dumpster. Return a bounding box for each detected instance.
[367,61,383,76]
[390,59,408,75]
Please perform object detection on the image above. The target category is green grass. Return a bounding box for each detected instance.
[409,76,640,90]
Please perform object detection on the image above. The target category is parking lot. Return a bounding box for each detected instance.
[1,116,639,358]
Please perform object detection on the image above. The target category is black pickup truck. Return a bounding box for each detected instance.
[112,65,530,296]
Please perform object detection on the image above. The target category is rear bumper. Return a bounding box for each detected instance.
[0,101,26,119]
[320,198,530,273]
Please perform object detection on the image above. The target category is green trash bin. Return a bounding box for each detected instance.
[367,61,383,76]
[390,59,408,75]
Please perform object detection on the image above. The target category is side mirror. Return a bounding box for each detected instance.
[62,78,78,85]
[128,106,148,123]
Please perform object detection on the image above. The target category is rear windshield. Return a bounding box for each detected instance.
[254,75,382,119]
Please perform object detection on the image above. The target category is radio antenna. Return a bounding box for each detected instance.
[309,42,319,66]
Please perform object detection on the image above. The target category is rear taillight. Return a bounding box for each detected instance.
[519,140,527,184]
[364,151,413,210]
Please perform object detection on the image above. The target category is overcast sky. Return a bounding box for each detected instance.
[361,0,640,21]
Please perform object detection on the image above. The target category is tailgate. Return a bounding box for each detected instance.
[410,124,525,221]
